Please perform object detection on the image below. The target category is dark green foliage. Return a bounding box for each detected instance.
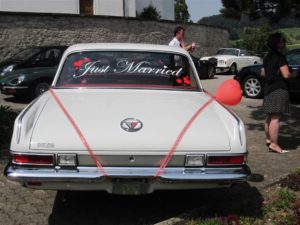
[139,5,161,20]
[280,168,300,191]
[295,34,300,41]
[0,105,18,149]
[221,0,300,23]
[174,0,190,22]
[236,24,272,57]
[220,0,256,20]
[271,189,296,211]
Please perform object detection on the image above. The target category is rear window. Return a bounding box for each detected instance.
[55,51,199,91]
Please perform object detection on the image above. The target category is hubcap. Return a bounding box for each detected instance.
[245,78,261,97]
[35,83,50,96]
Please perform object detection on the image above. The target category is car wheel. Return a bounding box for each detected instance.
[207,66,215,79]
[229,63,237,75]
[242,75,263,98]
[31,81,50,99]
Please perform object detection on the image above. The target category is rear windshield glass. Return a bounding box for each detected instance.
[55,51,199,91]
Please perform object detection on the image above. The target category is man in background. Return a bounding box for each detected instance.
[168,26,195,52]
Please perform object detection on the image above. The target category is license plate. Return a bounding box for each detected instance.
[113,182,142,195]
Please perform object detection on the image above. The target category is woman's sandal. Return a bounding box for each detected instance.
[265,140,271,147]
[269,147,289,154]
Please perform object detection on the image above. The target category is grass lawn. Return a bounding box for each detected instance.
[278,28,300,51]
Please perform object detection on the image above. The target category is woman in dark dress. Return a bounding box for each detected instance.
[262,32,298,153]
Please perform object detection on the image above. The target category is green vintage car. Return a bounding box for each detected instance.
[0,67,57,99]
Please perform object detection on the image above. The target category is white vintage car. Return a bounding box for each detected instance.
[5,43,250,195]
[201,48,262,74]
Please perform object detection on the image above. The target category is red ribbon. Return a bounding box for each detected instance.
[49,88,214,179]
[155,96,214,177]
[49,89,108,176]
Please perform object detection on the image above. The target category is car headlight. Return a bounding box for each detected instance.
[8,75,26,85]
[1,65,15,76]
[218,60,226,65]
[185,155,205,167]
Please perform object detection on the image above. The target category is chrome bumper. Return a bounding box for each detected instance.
[5,165,251,182]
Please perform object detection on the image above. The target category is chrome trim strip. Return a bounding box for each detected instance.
[5,165,251,182]
[12,153,55,166]
[16,97,39,144]
[3,86,29,89]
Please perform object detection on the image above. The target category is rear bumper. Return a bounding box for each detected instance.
[5,165,251,194]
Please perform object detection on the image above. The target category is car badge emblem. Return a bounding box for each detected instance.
[120,118,143,132]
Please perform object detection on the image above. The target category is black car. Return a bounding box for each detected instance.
[0,46,67,76]
[234,49,300,98]
[191,55,216,79]
[0,67,58,99]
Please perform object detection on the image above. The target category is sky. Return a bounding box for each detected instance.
[186,0,223,22]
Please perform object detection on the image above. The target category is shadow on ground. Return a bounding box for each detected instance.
[48,183,263,225]
[3,96,31,104]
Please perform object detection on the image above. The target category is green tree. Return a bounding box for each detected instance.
[174,0,190,22]
[221,0,299,22]
[220,0,256,20]
[139,5,161,20]
[236,24,272,57]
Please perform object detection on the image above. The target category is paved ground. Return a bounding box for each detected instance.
[0,75,299,225]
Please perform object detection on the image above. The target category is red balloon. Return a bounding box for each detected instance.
[215,79,242,106]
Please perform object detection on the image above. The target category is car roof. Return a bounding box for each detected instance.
[64,43,189,55]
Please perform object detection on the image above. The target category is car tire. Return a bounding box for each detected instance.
[242,75,263,99]
[31,80,51,99]
[207,66,215,79]
[229,63,237,75]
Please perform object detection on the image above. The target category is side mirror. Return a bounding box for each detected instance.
[215,79,242,106]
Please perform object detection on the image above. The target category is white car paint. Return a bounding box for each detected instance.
[6,43,250,194]
[201,48,262,73]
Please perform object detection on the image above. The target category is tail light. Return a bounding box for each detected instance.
[12,153,54,166]
[207,155,245,166]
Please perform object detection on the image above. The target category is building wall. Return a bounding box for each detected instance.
[124,0,136,17]
[94,0,123,17]
[136,0,174,21]
[0,0,79,14]
[0,13,229,61]
[94,0,136,17]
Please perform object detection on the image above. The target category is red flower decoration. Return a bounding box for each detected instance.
[221,214,240,225]
[176,78,183,84]
[183,75,191,85]
[73,60,83,70]
[84,57,90,63]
